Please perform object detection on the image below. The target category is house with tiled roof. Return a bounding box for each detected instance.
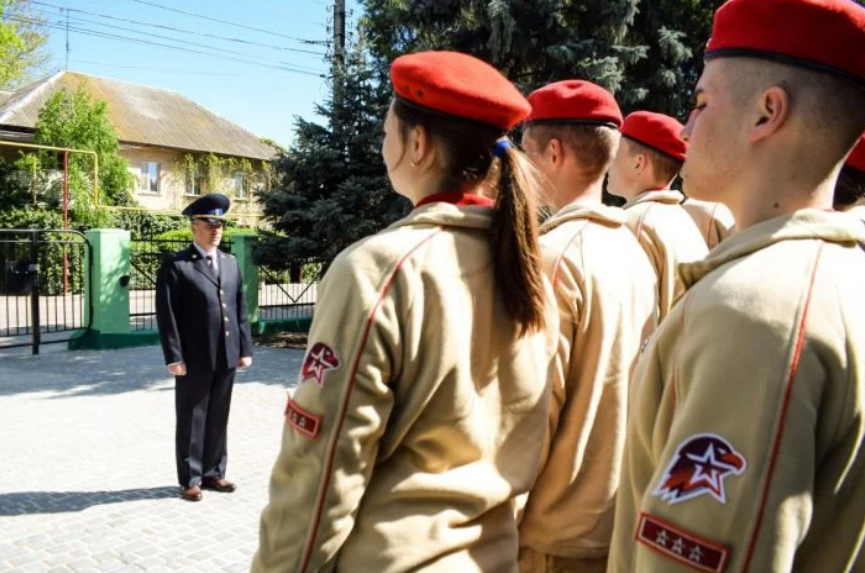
[0,71,277,226]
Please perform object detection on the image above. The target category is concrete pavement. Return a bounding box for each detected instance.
[0,343,303,572]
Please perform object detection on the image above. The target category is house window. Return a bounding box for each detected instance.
[232,171,246,199]
[138,162,159,193]
[186,166,201,196]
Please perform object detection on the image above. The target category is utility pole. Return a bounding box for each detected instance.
[65,9,70,70]
[331,0,346,135]
[333,0,346,67]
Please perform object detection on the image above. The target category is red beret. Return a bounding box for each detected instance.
[390,51,530,131]
[847,134,865,175]
[524,80,623,128]
[621,111,687,163]
[706,0,865,87]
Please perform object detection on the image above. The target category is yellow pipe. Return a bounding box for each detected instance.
[0,140,99,207]
[0,140,265,221]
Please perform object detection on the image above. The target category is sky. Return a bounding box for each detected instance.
[33,0,362,148]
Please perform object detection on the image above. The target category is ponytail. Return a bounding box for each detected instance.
[491,145,546,335]
[391,99,547,335]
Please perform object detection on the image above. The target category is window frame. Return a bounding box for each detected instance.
[232,171,247,199]
[138,161,160,194]
[185,165,202,196]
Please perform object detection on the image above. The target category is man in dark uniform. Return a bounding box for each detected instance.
[156,193,253,502]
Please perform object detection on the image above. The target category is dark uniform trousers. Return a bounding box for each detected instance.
[156,245,253,489]
[175,351,236,488]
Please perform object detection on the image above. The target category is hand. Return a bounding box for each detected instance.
[167,362,187,376]
[237,356,253,369]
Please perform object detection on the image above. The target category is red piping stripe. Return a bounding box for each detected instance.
[551,221,589,288]
[298,227,443,572]
[741,243,824,572]
[670,291,692,417]
[635,203,656,240]
[707,204,718,246]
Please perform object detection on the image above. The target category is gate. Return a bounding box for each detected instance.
[258,259,323,321]
[129,238,232,331]
[0,229,92,354]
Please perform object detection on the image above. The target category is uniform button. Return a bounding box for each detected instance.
[225,331,230,337]
[222,303,227,308]
[220,289,225,295]
[224,317,229,323]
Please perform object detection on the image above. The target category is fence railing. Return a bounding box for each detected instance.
[1,229,90,352]
[129,238,232,331]
[258,259,323,321]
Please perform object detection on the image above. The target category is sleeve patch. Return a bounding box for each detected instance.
[301,342,340,387]
[653,433,746,505]
[285,399,322,439]
[636,512,730,573]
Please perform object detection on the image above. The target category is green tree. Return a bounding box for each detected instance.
[0,0,49,89]
[361,0,645,102]
[256,44,408,265]
[21,85,136,225]
[622,1,722,120]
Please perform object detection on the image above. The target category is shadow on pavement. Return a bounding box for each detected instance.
[0,345,303,398]
[0,486,180,516]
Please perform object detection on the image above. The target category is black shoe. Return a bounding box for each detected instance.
[201,478,237,493]
[182,486,203,502]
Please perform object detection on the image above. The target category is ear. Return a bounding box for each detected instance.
[750,85,790,143]
[632,152,647,175]
[548,137,564,167]
[409,124,435,167]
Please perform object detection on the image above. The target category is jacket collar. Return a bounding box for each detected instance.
[415,191,495,209]
[390,199,494,231]
[623,189,684,209]
[540,201,626,234]
[678,209,865,289]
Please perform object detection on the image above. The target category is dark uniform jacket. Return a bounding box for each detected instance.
[155,245,253,374]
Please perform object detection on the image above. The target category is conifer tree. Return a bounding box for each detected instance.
[256,44,408,265]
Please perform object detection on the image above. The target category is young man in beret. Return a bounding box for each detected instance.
[609,0,865,571]
[517,80,658,573]
[156,193,253,502]
[607,111,708,320]
[835,133,865,222]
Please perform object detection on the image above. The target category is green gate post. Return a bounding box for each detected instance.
[231,233,260,331]
[70,228,156,350]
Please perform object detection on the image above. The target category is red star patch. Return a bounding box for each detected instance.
[301,342,340,386]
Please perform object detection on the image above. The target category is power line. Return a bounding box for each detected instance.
[2,15,327,77]
[43,12,326,73]
[61,58,244,77]
[29,0,328,58]
[115,0,329,46]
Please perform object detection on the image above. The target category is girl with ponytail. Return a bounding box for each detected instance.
[254,51,557,573]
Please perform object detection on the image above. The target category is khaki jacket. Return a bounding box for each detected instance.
[609,210,865,573]
[682,198,736,250]
[253,202,558,573]
[519,203,658,558]
[622,190,709,320]
[847,205,865,224]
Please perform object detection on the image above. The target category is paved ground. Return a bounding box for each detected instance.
[0,343,304,572]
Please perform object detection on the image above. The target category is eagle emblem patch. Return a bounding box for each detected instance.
[653,433,746,505]
[301,342,340,386]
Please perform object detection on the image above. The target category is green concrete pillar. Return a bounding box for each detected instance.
[231,233,259,326]
[70,228,152,350]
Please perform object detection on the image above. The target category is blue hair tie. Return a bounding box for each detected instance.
[493,138,512,159]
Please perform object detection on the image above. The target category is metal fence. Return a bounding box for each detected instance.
[258,259,323,321]
[129,238,232,331]
[1,229,91,353]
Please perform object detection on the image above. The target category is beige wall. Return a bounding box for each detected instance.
[122,144,268,228]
